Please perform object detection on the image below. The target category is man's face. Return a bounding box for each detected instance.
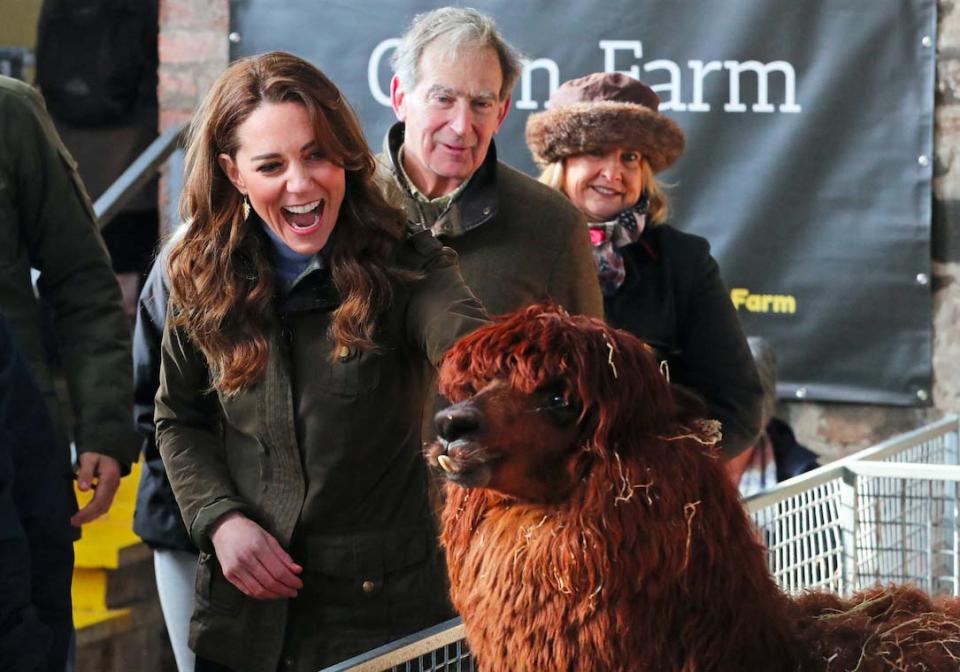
[391,42,511,198]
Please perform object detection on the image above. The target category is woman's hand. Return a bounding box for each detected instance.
[210,512,304,600]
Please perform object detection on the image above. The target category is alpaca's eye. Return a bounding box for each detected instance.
[539,387,580,427]
[535,384,580,424]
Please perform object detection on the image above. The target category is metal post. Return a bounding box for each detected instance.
[839,467,859,595]
[947,421,960,596]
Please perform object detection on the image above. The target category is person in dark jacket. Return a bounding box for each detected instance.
[0,74,138,671]
[733,336,820,496]
[376,6,602,457]
[154,52,487,672]
[376,7,601,320]
[526,72,764,462]
[0,75,139,524]
[0,311,76,672]
[132,230,197,672]
[36,0,161,316]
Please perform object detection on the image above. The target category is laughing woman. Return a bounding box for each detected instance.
[526,72,763,465]
[155,52,486,672]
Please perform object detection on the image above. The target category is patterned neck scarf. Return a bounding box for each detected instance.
[588,193,649,296]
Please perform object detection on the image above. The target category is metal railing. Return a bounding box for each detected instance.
[749,415,960,597]
[93,121,187,228]
[318,415,960,672]
[321,619,471,672]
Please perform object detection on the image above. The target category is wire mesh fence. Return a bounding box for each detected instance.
[319,416,960,672]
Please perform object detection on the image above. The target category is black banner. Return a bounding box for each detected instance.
[231,0,936,405]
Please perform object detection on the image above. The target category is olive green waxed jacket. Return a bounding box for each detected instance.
[376,124,603,447]
[0,76,138,475]
[376,123,603,318]
[155,231,487,672]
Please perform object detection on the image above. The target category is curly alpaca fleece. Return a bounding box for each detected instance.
[433,305,960,672]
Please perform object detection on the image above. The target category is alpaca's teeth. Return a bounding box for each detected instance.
[437,455,457,473]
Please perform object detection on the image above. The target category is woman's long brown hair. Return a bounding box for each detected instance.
[168,51,415,394]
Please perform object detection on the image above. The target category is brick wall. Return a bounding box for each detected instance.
[158,0,229,130]
[157,0,230,234]
[155,0,960,461]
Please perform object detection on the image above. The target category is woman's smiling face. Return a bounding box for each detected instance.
[561,147,644,222]
[219,101,345,256]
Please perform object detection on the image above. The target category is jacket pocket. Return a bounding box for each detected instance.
[319,348,381,397]
[304,527,444,629]
[194,552,243,616]
[217,385,261,435]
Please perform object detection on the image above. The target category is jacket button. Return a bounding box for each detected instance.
[482,206,491,216]
[362,580,376,593]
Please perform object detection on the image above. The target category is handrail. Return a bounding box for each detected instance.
[93,121,188,227]
[744,414,960,512]
[320,618,467,672]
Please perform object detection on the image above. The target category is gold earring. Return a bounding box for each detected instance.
[242,195,251,220]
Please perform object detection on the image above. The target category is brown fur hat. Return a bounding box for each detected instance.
[526,72,685,172]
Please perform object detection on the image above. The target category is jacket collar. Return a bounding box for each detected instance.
[278,269,340,314]
[383,122,499,238]
[634,224,661,262]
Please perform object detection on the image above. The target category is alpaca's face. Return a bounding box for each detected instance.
[426,379,584,502]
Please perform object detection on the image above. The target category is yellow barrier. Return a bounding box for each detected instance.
[72,461,143,627]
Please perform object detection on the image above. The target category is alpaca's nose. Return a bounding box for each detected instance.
[435,402,481,443]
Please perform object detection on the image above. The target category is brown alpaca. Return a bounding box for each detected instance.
[426,305,960,672]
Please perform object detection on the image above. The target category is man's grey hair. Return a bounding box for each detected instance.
[747,336,778,425]
[392,6,523,100]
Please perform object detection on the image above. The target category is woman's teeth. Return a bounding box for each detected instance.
[591,186,619,196]
[283,199,322,215]
[282,200,324,230]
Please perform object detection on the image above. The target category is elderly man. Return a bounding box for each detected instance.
[378,6,602,317]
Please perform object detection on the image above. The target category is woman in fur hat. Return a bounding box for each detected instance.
[526,72,764,469]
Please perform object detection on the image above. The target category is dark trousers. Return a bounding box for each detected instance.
[26,513,75,672]
[0,477,74,672]
[0,312,75,672]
